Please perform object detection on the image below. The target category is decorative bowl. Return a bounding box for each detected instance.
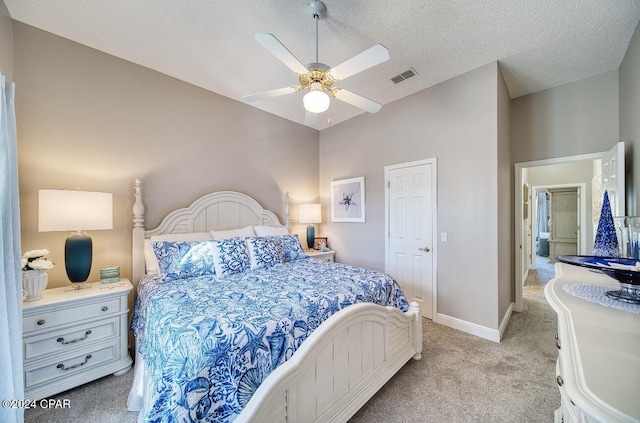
[556,255,640,304]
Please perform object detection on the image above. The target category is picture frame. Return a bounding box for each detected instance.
[331,176,365,222]
[313,237,328,250]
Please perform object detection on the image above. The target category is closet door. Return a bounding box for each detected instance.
[548,188,578,260]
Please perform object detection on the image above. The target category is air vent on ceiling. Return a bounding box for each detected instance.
[391,68,418,84]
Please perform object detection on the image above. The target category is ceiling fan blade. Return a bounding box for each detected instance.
[333,89,382,113]
[328,44,390,81]
[304,111,318,126]
[255,33,309,75]
[242,86,299,102]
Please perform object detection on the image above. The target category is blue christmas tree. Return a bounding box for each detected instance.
[593,190,619,256]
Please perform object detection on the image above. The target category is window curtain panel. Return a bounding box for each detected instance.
[536,192,549,236]
[0,73,24,423]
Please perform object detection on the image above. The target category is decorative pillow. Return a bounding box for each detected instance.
[151,240,216,281]
[246,237,282,270]
[273,234,307,262]
[211,238,251,276]
[210,225,256,240]
[254,225,289,237]
[145,232,213,275]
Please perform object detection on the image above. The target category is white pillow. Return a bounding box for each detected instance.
[144,232,213,275]
[254,225,289,237]
[150,232,213,242]
[210,225,256,240]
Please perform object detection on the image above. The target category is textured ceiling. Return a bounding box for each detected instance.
[5,1,640,130]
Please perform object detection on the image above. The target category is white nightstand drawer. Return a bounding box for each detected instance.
[306,250,335,262]
[24,341,119,389]
[23,297,121,333]
[24,316,119,361]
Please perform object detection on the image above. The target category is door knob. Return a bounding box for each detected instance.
[418,247,430,252]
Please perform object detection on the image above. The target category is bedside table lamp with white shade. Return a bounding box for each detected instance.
[299,203,321,250]
[38,189,113,289]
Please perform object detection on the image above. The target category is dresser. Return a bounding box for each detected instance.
[306,249,335,262]
[22,280,133,400]
[545,264,640,423]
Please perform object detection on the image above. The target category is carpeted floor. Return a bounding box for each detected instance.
[350,266,559,423]
[25,265,559,423]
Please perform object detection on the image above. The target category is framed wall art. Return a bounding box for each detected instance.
[331,176,365,222]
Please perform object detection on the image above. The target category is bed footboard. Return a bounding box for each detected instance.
[238,301,422,423]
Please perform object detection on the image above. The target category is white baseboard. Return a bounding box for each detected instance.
[435,313,501,343]
[498,302,514,341]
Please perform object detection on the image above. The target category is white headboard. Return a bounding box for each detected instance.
[131,178,290,284]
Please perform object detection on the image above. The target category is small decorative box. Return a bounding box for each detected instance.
[100,266,120,283]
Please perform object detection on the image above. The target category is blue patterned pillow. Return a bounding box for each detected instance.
[151,241,216,281]
[246,237,282,270]
[273,234,307,262]
[211,238,251,276]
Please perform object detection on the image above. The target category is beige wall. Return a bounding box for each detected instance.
[320,62,502,331]
[497,66,512,324]
[0,0,12,79]
[510,70,620,165]
[620,20,640,215]
[14,23,319,289]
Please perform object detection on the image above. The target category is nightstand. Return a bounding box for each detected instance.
[306,249,335,262]
[22,279,133,400]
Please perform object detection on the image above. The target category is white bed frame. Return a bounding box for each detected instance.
[130,179,422,422]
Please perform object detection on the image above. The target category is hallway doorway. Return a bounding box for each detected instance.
[513,142,625,312]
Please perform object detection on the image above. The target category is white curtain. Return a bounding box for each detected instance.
[0,73,24,423]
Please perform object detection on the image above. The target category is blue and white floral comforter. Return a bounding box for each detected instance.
[131,258,409,422]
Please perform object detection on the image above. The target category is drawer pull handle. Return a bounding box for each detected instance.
[557,375,564,386]
[57,330,92,345]
[57,355,92,371]
[37,319,45,326]
[555,333,561,349]
[101,306,108,312]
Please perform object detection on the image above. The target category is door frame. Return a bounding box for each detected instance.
[514,152,603,312]
[384,157,438,321]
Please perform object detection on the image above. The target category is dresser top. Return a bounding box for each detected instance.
[22,279,132,311]
[545,263,640,422]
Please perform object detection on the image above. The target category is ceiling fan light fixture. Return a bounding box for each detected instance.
[303,82,330,113]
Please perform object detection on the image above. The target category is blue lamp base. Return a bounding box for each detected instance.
[65,232,93,288]
[306,225,315,250]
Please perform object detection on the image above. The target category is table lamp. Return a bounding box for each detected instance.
[299,203,321,250]
[38,190,113,289]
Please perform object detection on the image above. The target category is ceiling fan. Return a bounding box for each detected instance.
[242,1,390,124]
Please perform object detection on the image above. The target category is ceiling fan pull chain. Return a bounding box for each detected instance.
[315,13,319,63]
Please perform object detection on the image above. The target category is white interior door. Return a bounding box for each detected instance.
[385,159,436,319]
[601,141,626,217]
[548,188,578,259]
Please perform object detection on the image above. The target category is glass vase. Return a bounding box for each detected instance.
[614,216,640,260]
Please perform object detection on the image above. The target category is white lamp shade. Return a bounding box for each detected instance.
[299,203,322,224]
[303,83,330,113]
[39,190,113,232]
